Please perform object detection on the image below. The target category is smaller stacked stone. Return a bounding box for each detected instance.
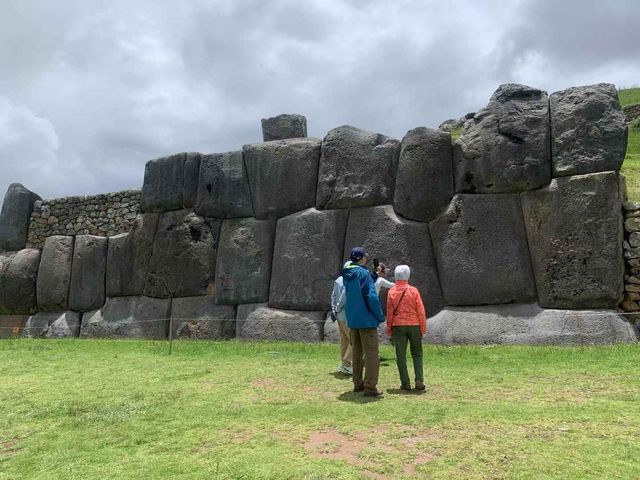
[622,200,640,324]
[27,190,141,249]
[623,104,640,123]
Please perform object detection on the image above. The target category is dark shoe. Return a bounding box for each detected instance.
[400,384,412,391]
[415,381,425,391]
[363,388,384,397]
[354,383,365,392]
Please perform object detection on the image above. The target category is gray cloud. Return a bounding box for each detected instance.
[1,0,639,211]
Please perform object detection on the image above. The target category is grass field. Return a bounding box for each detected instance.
[1,339,639,480]
[620,87,640,200]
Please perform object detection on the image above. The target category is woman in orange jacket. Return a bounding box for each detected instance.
[386,265,426,391]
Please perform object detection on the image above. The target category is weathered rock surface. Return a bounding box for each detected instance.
[453,84,551,193]
[426,304,637,345]
[237,304,325,342]
[182,152,201,209]
[69,235,108,312]
[345,205,444,315]
[0,315,28,338]
[81,296,170,339]
[195,151,254,218]
[316,126,400,209]
[550,83,627,177]
[37,236,74,311]
[141,153,185,213]
[243,138,321,219]
[394,127,454,222]
[270,208,348,310]
[322,314,391,345]
[23,311,81,338]
[521,171,623,308]
[0,183,41,251]
[170,296,235,340]
[0,249,40,315]
[106,213,158,297]
[430,194,536,305]
[261,113,307,141]
[215,218,275,304]
[144,210,220,298]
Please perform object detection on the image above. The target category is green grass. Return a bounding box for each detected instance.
[620,88,640,200]
[1,340,639,479]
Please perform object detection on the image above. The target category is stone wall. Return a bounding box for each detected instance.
[0,84,637,344]
[623,103,640,123]
[26,190,141,249]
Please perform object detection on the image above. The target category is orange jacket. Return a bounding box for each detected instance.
[386,280,427,336]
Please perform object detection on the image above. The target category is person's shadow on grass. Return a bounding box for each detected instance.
[337,391,384,403]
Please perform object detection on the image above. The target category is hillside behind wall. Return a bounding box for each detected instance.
[0,84,637,344]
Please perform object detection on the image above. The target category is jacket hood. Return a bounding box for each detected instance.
[342,264,365,280]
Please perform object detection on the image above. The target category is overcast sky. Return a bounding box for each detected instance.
[1,0,639,208]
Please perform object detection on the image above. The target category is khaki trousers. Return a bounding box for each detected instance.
[351,328,379,391]
[337,320,352,367]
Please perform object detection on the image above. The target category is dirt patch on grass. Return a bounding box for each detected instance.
[0,436,24,459]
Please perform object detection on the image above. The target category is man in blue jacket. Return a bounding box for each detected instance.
[342,246,385,397]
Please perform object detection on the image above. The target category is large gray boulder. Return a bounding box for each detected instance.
[345,205,444,315]
[394,127,454,222]
[22,311,81,338]
[37,236,73,311]
[550,83,627,177]
[261,113,307,141]
[426,304,637,345]
[316,126,400,209]
[141,153,185,212]
[144,210,220,298]
[521,171,624,308]
[269,208,348,310]
[195,151,254,218]
[215,218,275,304]
[0,183,41,251]
[236,304,325,342]
[243,138,321,219]
[430,194,536,305]
[453,84,551,193]
[81,296,170,339]
[68,235,108,312]
[170,296,236,340]
[106,213,158,297]
[0,249,40,315]
[182,152,201,209]
[0,315,29,338]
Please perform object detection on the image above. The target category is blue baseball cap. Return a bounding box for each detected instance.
[350,247,367,262]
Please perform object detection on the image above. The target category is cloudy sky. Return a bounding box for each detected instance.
[1,0,639,207]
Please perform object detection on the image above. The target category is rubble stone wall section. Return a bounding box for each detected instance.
[0,87,637,344]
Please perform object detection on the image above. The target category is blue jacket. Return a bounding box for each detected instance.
[342,264,385,329]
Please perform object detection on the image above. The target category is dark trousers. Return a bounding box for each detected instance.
[392,325,424,386]
[351,328,379,391]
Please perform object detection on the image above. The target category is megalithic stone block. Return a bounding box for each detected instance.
[170,296,236,340]
[316,126,400,209]
[141,153,185,213]
[236,303,325,342]
[269,208,348,311]
[37,236,74,311]
[0,249,40,315]
[521,171,624,308]
[106,213,159,297]
[344,205,444,316]
[426,304,637,345]
[394,127,454,222]
[550,83,628,177]
[144,210,221,298]
[195,151,254,218]
[0,315,29,338]
[22,311,81,338]
[453,84,551,193]
[81,296,170,339]
[261,113,307,141]
[182,152,201,209]
[69,235,108,312]
[429,194,536,305]
[243,138,321,219]
[215,217,275,304]
[0,183,41,251]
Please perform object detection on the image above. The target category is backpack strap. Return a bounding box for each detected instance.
[392,288,409,316]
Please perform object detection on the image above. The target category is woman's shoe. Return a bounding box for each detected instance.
[414,381,425,391]
[400,384,412,391]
